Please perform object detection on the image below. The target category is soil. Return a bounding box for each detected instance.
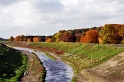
[20,51,45,82]
[74,51,124,82]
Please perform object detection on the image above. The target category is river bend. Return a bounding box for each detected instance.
[14,47,74,82]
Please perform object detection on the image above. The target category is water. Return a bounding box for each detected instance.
[14,47,74,82]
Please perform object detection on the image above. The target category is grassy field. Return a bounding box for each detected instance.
[0,43,27,82]
[26,42,124,73]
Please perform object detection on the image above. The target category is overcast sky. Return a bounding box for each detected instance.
[0,0,124,38]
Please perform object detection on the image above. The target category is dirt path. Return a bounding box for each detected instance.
[20,51,45,82]
[75,51,124,82]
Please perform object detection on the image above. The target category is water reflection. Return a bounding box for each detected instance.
[14,47,73,82]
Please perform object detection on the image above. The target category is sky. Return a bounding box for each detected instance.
[0,0,124,38]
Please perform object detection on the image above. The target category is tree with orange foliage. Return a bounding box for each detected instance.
[80,30,99,43]
[14,35,26,41]
[33,37,41,42]
[27,38,32,42]
[46,37,52,42]
[14,36,21,41]
[80,32,86,42]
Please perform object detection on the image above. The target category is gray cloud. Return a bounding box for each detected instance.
[32,0,64,13]
[0,0,19,5]
[0,0,124,38]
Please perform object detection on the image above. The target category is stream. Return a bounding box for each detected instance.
[14,47,74,82]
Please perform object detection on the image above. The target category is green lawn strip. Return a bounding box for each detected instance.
[64,44,124,72]
[44,52,56,60]
[0,43,27,82]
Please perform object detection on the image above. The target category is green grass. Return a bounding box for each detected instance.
[26,42,124,73]
[0,43,27,82]
[0,41,8,43]
[44,52,56,60]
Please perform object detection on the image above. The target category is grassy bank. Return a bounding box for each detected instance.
[0,43,27,82]
[5,42,124,72]
[4,42,124,81]
[26,42,124,72]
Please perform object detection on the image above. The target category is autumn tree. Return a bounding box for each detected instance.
[9,36,14,41]
[75,33,81,42]
[60,31,75,42]
[119,24,124,44]
[52,34,56,42]
[26,36,33,42]
[45,36,52,42]
[118,24,124,38]
[27,38,32,42]
[20,35,27,41]
[80,30,99,43]
[72,29,82,42]
[13,35,27,41]
[14,36,21,41]
[99,24,121,44]
[80,33,85,43]
[33,37,41,42]
[54,31,62,42]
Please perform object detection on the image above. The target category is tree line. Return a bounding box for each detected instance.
[9,24,124,44]
[0,37,8,41]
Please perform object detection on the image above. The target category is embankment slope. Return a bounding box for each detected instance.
[4,42,124,82]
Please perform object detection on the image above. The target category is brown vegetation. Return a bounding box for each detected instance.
[80,30,99,43]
